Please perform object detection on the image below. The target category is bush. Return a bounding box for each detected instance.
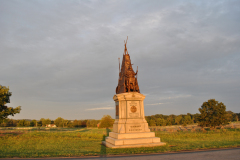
[99,115,114,128]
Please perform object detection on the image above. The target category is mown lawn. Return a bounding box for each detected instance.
[0,128,239,158]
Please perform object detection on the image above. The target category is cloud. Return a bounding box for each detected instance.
[145,103,164,106]
[86,107,114,111]
[159,95,192,100]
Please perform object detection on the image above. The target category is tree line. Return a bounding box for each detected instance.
[145,111,239,127]
[0,117,100,128]
[1,111,239,128]
[0,115,115,128]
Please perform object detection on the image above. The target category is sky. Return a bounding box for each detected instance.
[1,0,240,120]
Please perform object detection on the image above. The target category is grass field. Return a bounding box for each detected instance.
[0,127,240,158]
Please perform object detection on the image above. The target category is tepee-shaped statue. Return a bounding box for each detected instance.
[102,37,166,148]
[116,36,140,94]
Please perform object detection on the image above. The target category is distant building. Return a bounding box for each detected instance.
[46,124,56,127]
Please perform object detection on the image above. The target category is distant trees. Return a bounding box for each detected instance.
[145,114,194,127]
[54,117,68,127]
[182,115,192,126]
[17,119,30,127]
[0,85,21,122]
[86,119,100,128]
[156,118,166,126]
[40,118,52,127]
[175,115,182,125]
[0,118,18,127]
[30,120,36,127]
[99,115,114,128]
[145,109,238,128]
[149,119,156,126]
[198,99,229,128]
[73,120,82,127]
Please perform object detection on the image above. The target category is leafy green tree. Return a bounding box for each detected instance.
[30,120,35,127]
[42,118,51,126]
[17,120,25,127]
[17,119,30,127]
[156,118,166,126]
[149,119,156,126]
[87,119,100,127]
[86,120,91,127]
[30,119,37,127]
[67,121,73,128]
[0,85,21,122]
[73,120,79,127]
[192,113,200,123]
[182,115,192,125]
[39,118,45,126]
[236,113,240,121]
[155,118,161,126]
[175,115,183,125]
[1,119,18,127]
[81,120,87,127]
[0,118,9,127]
[166,117,173,126]
[73,119,82,127]
[54,117,64,127]
[198,99,228,128]
[24,121,30,127]
[99,115,114,128]
[235,114,239,121]
[226,111,234,122]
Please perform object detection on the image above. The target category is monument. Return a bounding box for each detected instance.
[102,37,166,148]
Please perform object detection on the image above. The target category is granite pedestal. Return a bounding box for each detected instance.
[102,92,166,148]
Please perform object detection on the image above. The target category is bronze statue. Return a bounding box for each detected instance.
[116,37,140,94]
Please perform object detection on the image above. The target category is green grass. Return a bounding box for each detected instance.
[0,128,240,158]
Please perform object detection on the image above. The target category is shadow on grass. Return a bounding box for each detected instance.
[100,128,111,159]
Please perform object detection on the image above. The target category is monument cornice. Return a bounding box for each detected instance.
[113,92,146,101]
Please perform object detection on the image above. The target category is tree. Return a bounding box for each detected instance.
[41,118,51,126]
[182,115,192,126]
[1,118,18,127]
[156,118,166,126]
[67,120,73,128]
[175,115,183,125]
[226,111,234,122]
[198,99,228,128]
[149,119,156,126]
[17,119,30,127]
[99,115,114,128]
[73,120,79,127]
[54,117,64,127]
[86,119,99,128]
[30,120,36,127]
[0,85,21,122]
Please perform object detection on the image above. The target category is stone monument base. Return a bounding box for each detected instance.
[102,92,166,148]
[102,132,166,148]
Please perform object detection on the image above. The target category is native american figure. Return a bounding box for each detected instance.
[116,37,140,94]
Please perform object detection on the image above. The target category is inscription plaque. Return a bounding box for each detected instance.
[128,125,142,132]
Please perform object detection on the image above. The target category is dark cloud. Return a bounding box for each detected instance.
[0,0,239,120]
